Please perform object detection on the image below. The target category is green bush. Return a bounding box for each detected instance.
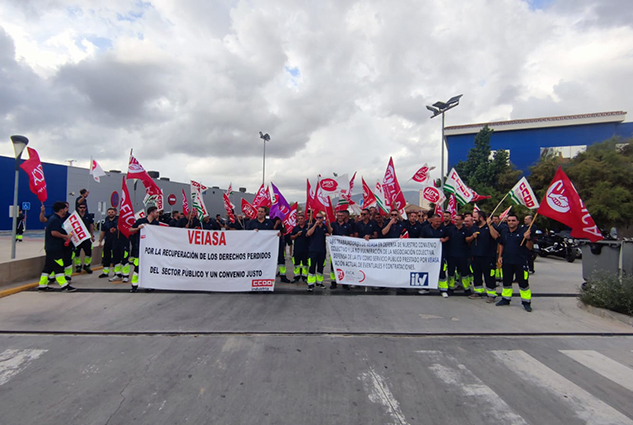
[579,272,633,316]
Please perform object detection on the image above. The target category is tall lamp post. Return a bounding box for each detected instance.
[259,131,270,185]
[10,135,29,260]
[426,94,462,185]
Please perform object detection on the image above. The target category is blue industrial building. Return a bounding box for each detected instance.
[445,111,633,175]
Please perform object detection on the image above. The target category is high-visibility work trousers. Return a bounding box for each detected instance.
[447,256,471,290]
[501,263,531,304]
[308,251,326,285]
[293,250,308,278]
[39,249,68,288]
[471,256,497,297]
[74,239,92,267]
[438,257,448,292]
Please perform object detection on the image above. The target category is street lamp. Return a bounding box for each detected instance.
[426,94,462,185]
[259,131,270,185]
[10,135,29,260]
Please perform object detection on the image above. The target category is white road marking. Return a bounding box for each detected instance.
[0,349,47,386]
[359,366,408,425]
[417,350,528,425]
[561,350,633,393]
[492,350,633,425]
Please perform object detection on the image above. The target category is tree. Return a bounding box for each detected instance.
[454,125,522,213]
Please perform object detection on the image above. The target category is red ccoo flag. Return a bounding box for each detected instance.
[19,147,48,203]
[118,176,136,238]
[537,167,603,242]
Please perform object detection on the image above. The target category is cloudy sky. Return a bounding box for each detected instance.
[1,0,632,200]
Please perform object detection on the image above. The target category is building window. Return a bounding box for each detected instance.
[540,145,586,160]
[490,149,510,163]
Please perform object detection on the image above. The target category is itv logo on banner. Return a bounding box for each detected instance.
[409,272,429,287]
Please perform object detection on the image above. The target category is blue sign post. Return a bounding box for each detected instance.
[22,202,31,211]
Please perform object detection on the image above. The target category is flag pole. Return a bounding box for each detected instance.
[520,212,539,246]
[490,192,509,217]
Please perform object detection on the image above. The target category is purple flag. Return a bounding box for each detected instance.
[269,182,291,221]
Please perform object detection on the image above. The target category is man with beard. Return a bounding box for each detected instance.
[404,211,423,238]
[38,202,76,292]
[420,214,450,297]
[468,211,500,302]
[290,214,309,283]
[354,209,378,241]
[497,214,533,312]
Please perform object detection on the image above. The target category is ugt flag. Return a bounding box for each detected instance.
[241,198,257,220]
[252,184,271,209]
[411,163,435,184]
[20,147,48,202]
[90,158,107,183]
[537,167,603,242]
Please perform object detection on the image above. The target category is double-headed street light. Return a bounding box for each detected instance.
[259,131,270,185]
[10,135,29,260]
[426,94,462,185]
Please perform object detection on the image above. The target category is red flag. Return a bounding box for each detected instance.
[118,176,135,238]
[447,194,458,223]
[382,157,407,216]
[182,189,190,216]
[411,163,435,184]
[470,188,491,202]
[499,205,512,221]
[252,184,271,209]
[223,193,235,223]
[241,198,257,220]
[307,178,324,217]
[283,203,297,235]
[19,147,47,202]
[324,196,336,223]
[537,167,603,242]
[128,153,163,208]
[435,200,443,217]
[362,177,377,209]
[400,230,409,239]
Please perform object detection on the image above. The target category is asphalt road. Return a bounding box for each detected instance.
[1,257,632,424]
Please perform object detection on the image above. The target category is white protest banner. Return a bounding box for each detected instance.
[327,236,442,289]
[62,211,90,247]
[139,226,278,292]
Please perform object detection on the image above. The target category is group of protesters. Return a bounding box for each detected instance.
[37,188,535,311]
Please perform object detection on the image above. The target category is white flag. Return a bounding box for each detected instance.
[89,158,107,183]
[509,177,539,209]
[444,168,474,205]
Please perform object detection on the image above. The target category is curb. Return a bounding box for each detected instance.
[578,301,633,327]
[0,266,104,300]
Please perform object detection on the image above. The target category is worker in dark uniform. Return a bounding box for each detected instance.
[355,208,378,240]
[382,209,406,238]
[38,201,76,292]
[246,207,275,230]
[468,210,499,302]
[15,208,25,242]
[420,214,450,297]
[98,208,119,278]
[202,215,221,230]
[404,211,423,238]
[75,189,89,214]
[306,213,331,291]
[169,211,180,227]
[330,210,355,289]
[442,212,453,229]
[290,214,309,283]
[497,214,533,312]
[73,203,94,274]
[445,214,473,296]
[128,206,161,292]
